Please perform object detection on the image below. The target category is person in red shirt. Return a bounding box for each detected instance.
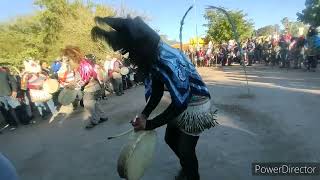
[61,46,109,129]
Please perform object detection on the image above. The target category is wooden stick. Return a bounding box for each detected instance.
[107,128,134,140]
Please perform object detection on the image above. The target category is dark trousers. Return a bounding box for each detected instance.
[0,106,18,127]
[307,56,318,70]
[248,53,254,65]
[112,78,123,95]
[165,125,200,180]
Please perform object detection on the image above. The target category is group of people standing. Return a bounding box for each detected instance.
[184,26,320,72]
[0,60,58,131]
[0,48,142,131]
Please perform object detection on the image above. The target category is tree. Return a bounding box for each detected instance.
[0,0,116,66]
[256,25,278,37]
[56,2,115,63]
[204,9,254,44]
[281,17,308,37]
[297,0,320,27]
[0,15,44,65]
[281,17,290,30]
[34,0,72,58]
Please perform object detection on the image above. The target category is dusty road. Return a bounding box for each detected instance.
[1,65,320,180]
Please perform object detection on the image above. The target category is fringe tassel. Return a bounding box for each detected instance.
[175,100,219,134]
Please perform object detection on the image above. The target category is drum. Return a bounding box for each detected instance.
[117,130,157,180]
[58,88,78,106]
[29,89,52,103]
[43,79,60,94]
[120,67,129,75]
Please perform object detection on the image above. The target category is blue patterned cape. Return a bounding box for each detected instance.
[145,41,211,107]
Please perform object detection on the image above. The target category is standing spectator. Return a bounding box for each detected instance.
[50,58,62,79]
[40,61,50,76]
[279,36,290,68]
[271,41,281,67]
[247,39,255,66]
[205,47,212,67]
[21,59,57,119]
[255,41,263,63]
[198,48,205,67]
[103,57,114,94]
[306,26,319,72]
[195,48,199,67]
[109,54,124,96]
[128,64,137,87]
[0,66,20,130]
[218,44,226,66]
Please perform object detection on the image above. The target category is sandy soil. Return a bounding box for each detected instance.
[0,65,320,180]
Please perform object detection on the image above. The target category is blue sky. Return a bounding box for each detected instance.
[0,0,306,42]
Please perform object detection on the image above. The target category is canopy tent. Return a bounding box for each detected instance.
[171,43,191,51]
[189,37,205,46]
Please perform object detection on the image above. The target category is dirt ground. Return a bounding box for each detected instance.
[1,65,320,180]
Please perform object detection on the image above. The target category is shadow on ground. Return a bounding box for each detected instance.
[1,65,320,180]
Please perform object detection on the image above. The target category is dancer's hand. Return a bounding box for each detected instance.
[131,114,146,131]
[11,91,17,99]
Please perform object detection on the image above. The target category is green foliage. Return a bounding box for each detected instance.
[204,9,254,44]
[0,15,44,66]
[281,17,308,37]
[297,0,320,27]
[0,0,116,66]
[256,25,279,37]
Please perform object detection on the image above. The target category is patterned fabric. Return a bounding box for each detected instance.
[78,59,97,83]
[21,73,47,90]
[0,96,20,110]
[58,71,75,87]
[145,41,210,108]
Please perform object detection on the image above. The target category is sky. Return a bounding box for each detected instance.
[0,0,306,42]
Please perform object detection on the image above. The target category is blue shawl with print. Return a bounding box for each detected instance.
[145,41,210,107]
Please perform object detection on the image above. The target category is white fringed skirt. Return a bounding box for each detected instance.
[174,96,218,136]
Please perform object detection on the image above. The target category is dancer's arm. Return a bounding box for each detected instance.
[145,103,187,130]
[141,77,164,118]
[140,75,187,130]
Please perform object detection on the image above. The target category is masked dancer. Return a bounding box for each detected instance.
[91,16,218,180]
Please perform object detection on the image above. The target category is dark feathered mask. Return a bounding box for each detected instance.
[91,16,160,74]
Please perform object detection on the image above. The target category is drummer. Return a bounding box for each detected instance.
[21,59,57,119]
[61,46,109,129]
[92,16,217,180]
